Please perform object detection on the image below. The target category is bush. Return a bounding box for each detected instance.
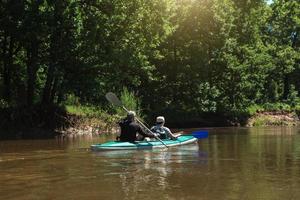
[245,102,297,116]
[263,102,291,112]
[115,87,143,118]
[65,104,119,127]
[246,104,264,115]
[294,104,300,116]
[0,99,9,109]
[287,85,300,107]
[64,93,80,106]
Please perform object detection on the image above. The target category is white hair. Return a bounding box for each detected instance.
[156,116,165,123]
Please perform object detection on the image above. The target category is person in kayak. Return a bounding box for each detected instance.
[150,116,181,140]
[117,111,153,142]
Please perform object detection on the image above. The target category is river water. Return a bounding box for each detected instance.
[1,127,300,200]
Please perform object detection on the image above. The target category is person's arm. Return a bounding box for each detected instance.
[150,126,155,132]
[118,118,126,126]
[165,127,181,140]
[137,125,155,138]
[150,126,164,138]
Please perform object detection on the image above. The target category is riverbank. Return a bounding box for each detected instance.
[0,104,299,139]
[246,111,299,127]
[0,104,119,140]
[159,111,300,128]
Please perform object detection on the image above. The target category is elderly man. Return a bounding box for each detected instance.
[117,111,153,142]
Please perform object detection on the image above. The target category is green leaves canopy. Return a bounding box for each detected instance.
[0,0,299,120]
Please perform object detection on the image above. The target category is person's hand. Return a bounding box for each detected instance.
[171,134,180,140]
[154,133,160,137]
[171,136,177,140]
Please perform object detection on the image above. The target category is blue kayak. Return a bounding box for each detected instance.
[90,135,197,151]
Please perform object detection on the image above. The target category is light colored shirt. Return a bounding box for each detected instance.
[150,125,172,139]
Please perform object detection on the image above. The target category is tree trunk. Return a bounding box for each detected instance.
[282,74,290,100]
[2,33,14,104]
[1,33,9,102]
[26,40,38,106]
[42,1,63,105]
[56,72,67,105]
[50,76,59,103]
[42,63,55,104]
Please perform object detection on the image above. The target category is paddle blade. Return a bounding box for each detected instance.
[191,130,208,139]
[105,92,122,106]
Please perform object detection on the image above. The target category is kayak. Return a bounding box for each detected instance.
[90,135,197,151]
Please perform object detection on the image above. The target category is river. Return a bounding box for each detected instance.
[1,127,300,200]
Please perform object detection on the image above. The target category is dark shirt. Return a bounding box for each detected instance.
[118,119,150,142]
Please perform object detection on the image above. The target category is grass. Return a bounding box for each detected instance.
[245,102,300,116]
[251,115,295,126]
[62,104,121,134]
[64,104,119,124]
[246,103,300,127]
[65,105,100,117]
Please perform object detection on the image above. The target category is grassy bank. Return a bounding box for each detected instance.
[1,101,299,139]
[148,103,300,128]
[0,104,120,139]
[62,105,120,136]
[244,103,300,127]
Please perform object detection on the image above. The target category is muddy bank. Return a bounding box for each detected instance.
[1,105,299,140]
[56,114,119,137]
[0,105,118,140]
[246,111,299,127]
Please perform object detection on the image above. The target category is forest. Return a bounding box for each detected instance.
[0,0,299,132]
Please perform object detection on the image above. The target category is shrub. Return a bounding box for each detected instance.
[64,93,80,106]
[294,104,300,116]
[115,87,143,118]
[263,102,291,112]
[0,99,9,109]
[287,85,300,107]
[246,104,264,115]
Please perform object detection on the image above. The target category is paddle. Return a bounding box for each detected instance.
[105,92,169,148]
[174,130,208,139]
[189,130,209,139]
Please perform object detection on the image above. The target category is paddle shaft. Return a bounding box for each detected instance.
[121,106,169,148]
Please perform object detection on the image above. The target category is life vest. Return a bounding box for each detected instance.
[151,126,170,139]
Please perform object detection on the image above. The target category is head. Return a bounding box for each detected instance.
[156,116,165,126]
[127,111,136,121]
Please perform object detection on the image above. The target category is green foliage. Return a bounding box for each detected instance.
[245,102,300,118]
[64,94,80,106]
[263,102,291,112]
[251,115,291,127]
[294,104,300,116]
[115,88,143,118]
[287,85,300,107]
[267,80,279,102]
[65,105,96,117]
[246,105,265,116]
[0,99,9,109]
[0,0,300,127]
[194,82,220,113]
[65,104,118,125]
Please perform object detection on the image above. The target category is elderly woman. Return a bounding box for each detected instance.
[150,116,181,140]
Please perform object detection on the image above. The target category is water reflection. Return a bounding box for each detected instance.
[92,143,208,199]
[2,127,300,200]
